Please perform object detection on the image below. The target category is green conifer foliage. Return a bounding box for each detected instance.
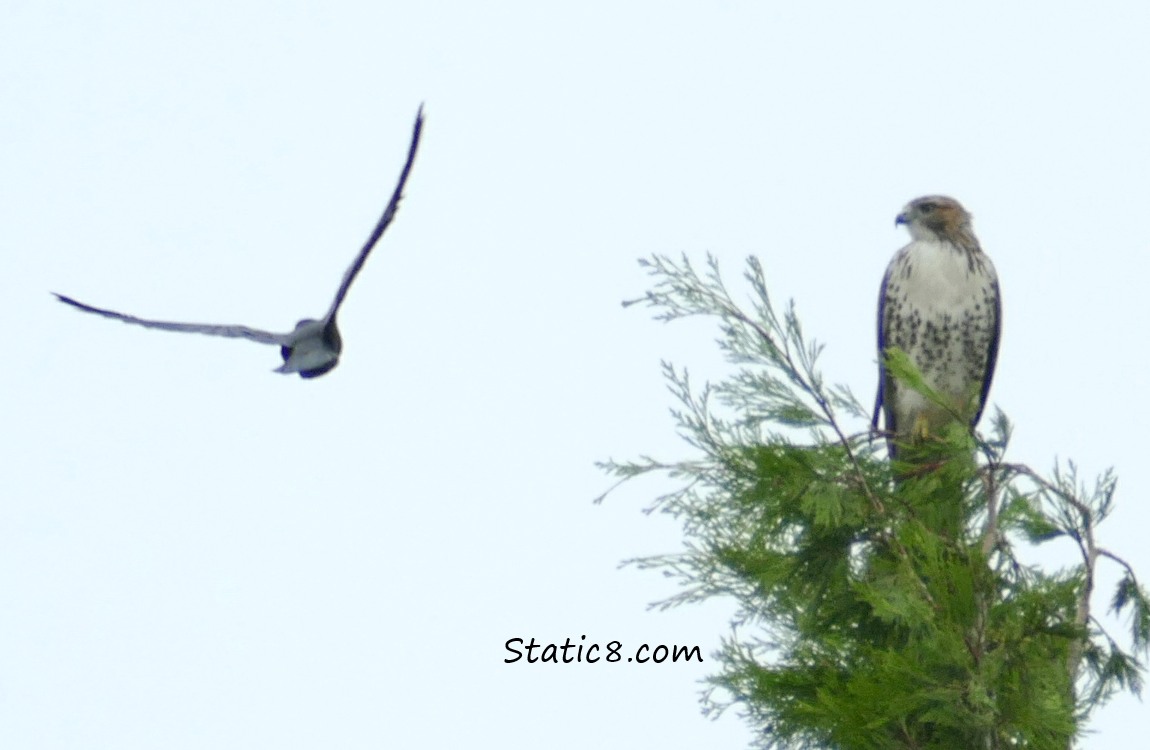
[601,255,1148,749]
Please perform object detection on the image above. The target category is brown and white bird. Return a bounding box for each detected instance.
[54,106,424,379]
[872,196,1001,458]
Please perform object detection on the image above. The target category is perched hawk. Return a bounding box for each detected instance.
[873,196,1001,458]
[54,106,424,379]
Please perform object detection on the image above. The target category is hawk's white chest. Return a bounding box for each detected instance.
[880,238,999,427]
[891,240,994,312]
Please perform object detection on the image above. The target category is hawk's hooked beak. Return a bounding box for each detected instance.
[895,211,909,227]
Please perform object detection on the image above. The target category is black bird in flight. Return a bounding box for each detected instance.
[54,106,424,378]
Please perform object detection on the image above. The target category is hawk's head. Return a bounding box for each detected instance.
[895,196,973,243]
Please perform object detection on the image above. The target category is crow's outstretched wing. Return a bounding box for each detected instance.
[53,293,288,345]
[325,106,425,322]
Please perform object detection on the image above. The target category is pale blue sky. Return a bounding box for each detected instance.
[4,1,1149,747]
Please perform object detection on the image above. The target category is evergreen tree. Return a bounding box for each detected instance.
[600,254,1149,749]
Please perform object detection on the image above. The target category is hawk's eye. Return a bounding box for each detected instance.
[919,202,937,214]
